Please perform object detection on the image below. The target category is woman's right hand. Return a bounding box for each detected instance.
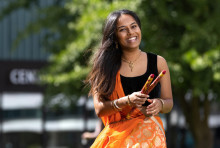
[129,91,149,108]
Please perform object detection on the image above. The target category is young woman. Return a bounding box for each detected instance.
[86,9,173,148]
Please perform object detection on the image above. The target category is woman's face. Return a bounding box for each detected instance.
[116,14,141,51]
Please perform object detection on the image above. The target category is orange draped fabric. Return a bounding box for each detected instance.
[91,71,166,148]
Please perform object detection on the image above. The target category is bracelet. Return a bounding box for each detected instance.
[127,95,132,106]
[113,100,122,111]
[159,98,164,110]
[111,101,117,111]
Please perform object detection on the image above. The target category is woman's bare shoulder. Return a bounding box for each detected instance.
[157,55,168,72]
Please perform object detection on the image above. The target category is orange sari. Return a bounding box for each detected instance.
[91,71,166,148]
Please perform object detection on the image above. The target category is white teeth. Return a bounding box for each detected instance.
[128,37,136,41]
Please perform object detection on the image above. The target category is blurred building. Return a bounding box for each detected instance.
[0,1,97,148]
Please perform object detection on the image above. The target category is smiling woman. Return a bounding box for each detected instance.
[116,14,142,52]
[86,9,173,148]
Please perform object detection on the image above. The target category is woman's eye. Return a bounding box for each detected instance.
[119,28,126,32]
[132,25,137,29]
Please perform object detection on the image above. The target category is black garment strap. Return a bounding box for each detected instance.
[147,52,158,76]
[142,52,160,106]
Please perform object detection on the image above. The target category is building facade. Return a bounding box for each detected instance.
[0,1,97,148]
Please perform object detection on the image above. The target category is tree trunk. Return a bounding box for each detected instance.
[179,93,213,148]
[195,126,213,148]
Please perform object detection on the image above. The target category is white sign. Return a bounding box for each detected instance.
[9,69,38,85]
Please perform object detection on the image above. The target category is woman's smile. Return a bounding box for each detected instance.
[127,36,138,43]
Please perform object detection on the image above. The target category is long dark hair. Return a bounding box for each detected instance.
[86,9,141,100]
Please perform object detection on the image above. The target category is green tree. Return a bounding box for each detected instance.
[39,0,142,97]
[1,0,220,148]
[139,0,220,148]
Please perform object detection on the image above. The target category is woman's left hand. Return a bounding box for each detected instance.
[146,99,163,116]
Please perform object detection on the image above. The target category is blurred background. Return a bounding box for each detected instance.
[0,0,219,148]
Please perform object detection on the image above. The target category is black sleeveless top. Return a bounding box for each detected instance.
[120,52,161,106]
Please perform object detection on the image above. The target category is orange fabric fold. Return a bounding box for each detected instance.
[91,71,166,148]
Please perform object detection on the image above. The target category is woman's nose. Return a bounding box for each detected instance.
[127,28,134,35]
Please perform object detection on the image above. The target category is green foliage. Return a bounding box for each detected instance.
[139,0,220,97]
[20,0,142,98]
[138,2,219,146]
[1,0,219,98]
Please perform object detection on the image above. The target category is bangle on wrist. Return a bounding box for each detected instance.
[159,98,164,111]
[111,101,117,111]
[113,100,122,111]
[127,95,132,106]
